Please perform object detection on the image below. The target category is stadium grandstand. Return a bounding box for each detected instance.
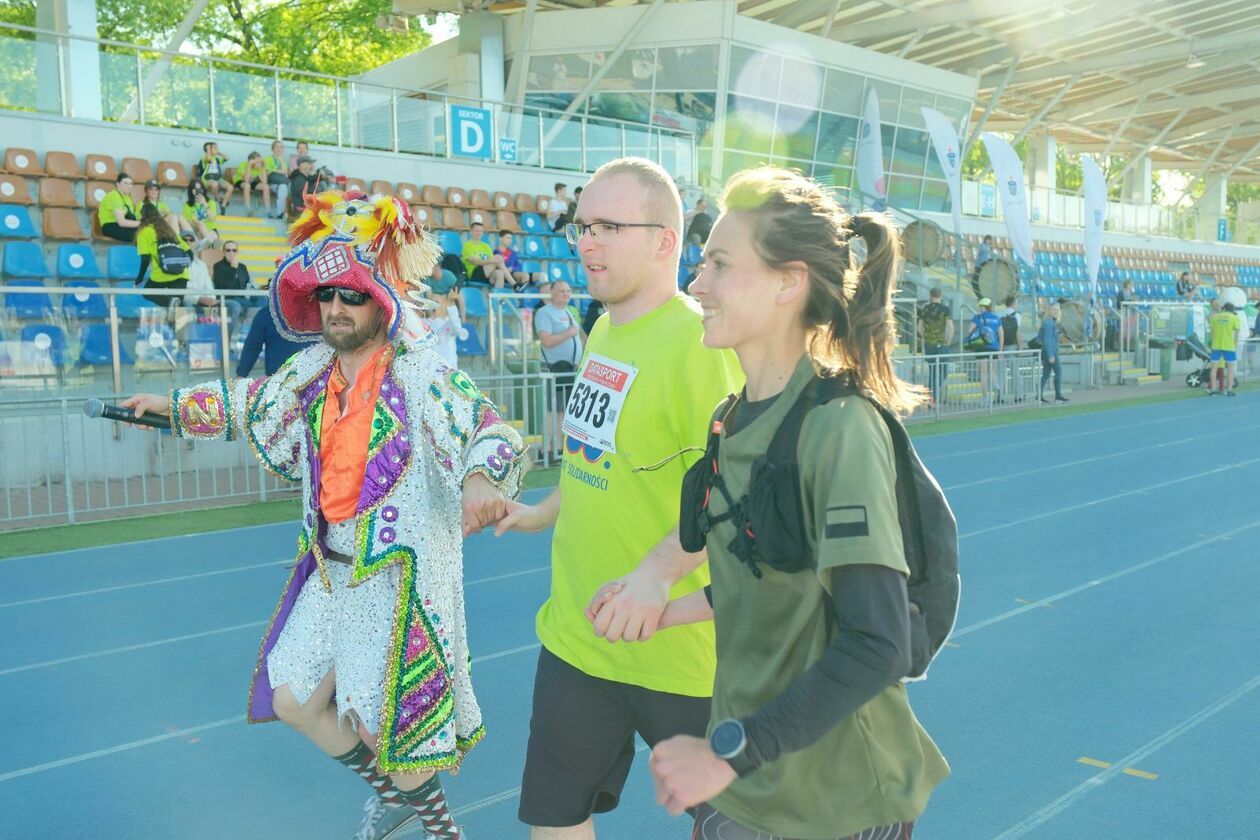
[2,0,1259,837]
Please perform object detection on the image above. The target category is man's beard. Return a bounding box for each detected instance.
[322,313,381,352]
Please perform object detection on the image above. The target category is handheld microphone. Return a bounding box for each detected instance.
[82,398,172,430]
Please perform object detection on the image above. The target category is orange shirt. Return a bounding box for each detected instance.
[319,345,393,523]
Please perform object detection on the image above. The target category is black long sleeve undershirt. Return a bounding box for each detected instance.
[711,564,912,774]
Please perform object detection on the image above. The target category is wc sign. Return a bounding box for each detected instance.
[449,105,493,160]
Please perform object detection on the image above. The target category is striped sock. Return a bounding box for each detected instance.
[396,774,461,838]
[333,742,404,806]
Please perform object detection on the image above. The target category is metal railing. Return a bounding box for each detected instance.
[897,349,1043,419]
[0,22,697,179]
[959,179,1184,239]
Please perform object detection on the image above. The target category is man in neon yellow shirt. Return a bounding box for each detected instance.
[1206,301,1243,396]
[497,158,742,839]
[262,140,289,219]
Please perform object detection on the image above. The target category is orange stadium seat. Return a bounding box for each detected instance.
[121,157,154,184]
[446,186,469,208]
[492,191,513,211]
[470,189,493,211]
[514,193,536,213]
[156,161,190,188]
[45,151,85,180]
[0,174,33,205]
[370,180,395,197]
[345,178,368,194]
[535,195,552,215]
[440,207,468,231]
[84,181,112,209]
[410,205,436,228]
[85,154,118,181]
[421,185,447,206]
[495,210,522,233]
[467,209,491,228]
[4,148,44,176]
[43,208,87,240]
[395,182,421,204]
[38,178,81,209]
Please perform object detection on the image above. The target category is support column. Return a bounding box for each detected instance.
[37,0,102,119]
[1195,175,1228,242]
[1024,133,1056,224]
[1120,154,1152,205]
[457,11,505,103]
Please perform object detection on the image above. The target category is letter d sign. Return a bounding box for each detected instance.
[450,105,493,160]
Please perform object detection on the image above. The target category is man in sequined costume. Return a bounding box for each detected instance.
[124,192,525,840]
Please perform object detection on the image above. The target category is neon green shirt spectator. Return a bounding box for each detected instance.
[1209,310,1242,351]
[461,238,494,278]
[183,200,220,232]
[233,161,267,185]
[535,294,743,697]
[136,226,192,284]
[262,155,285,176]
[97,189,137,226]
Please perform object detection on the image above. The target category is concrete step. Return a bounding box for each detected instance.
[1135,374,1163,386]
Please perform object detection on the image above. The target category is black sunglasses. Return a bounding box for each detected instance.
[314,286,371,306]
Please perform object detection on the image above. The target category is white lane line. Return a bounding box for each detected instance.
[958,456,1260,540]
[455,741,650,818]
[992,671,1260,839]
[921,401,1252,461]
[944,424,1260,491]
[0,568,549,674]
[0,560,292,609]
[0,639,545,783]
[952,518,1260,639]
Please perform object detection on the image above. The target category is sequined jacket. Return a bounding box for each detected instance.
[167,334,524,773]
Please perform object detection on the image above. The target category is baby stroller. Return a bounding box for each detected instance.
[1178,334,1212,388]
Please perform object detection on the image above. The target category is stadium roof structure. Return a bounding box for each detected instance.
[394,0,1260,183]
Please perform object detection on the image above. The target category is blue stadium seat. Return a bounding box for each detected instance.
[78,323,133,366]
[548,262,574,285]
[456,324,487,358]
[107,246,141,280]
[522,236,546,259]
[113,284,158,319]
[683,244,703,266]
[438,230,463,255]
[462,286,488,319]
[3,242,49,277]
[188,321,224,363]
[520,213,545,235]
[57,244,103,279]
[574,264,588,288]
[521,259,543,276]
[20,323,67,367]
[5,280,53,318]
[0,206,37,238]
[62,280,108,319]
[548,236,575,260]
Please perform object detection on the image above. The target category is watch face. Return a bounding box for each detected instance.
[711,721,743,757]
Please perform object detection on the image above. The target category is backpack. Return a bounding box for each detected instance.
[440,252,468,285]
[680,376,960,680]
[920,303,949,346]
[1000,311,1019,348]
[155,240,192,275]
[965,315,997,352]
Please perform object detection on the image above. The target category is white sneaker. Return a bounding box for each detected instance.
[353,795,420,840]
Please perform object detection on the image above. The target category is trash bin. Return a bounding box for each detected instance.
[1149,337,1174,380]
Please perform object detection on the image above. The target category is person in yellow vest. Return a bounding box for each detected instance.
[98,172,140,243]
[596,168,948,839]
[262,139,289,219]
[232,151,272,217]
[1206,301,1243,396]
[134,202,193,306]
[183,180,220,246]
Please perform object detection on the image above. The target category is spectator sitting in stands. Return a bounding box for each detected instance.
[99,172,140,243]
[233,152,272,217]
[976,235,994,269]
[429,259,465,321]
[462,222,511,289]
[546,182,569,232]
[237,287,305,376]
[287,155,325,217]
[213,241,253,314]
[423,269,466,369]
[262,140,289,219]
[496,231,542,290]
[684,197,713,245]
[141,179,190,236]
[1176,271,1196,298]
[183,180,220,246]
[181,231,227,314]
[135,202,193,307]
[193,141,232,211]
[288,141,309,176]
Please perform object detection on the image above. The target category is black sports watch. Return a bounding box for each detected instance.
[710,718,758,776]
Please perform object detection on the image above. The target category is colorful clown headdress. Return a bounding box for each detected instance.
[270,190,443,342]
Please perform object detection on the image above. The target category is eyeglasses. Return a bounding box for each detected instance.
[314,286,371,306]
[564,221,665,246]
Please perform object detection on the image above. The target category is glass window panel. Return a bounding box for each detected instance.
[815,112,859,168]
[773,104,819,161]
[0,33,53,113]
[822,68,864,116]
[898,87,934,130]
[585,117,623,170]
[592,48,656,92]
[729,46,780,101]
[212,63,275,138]
[525,92,573,113]
[341,82,392,151]
[397,95,445,156]
[933,95,972,132]
[136,53,211,132]
[656,45,719,90]
[506,108,542,167]
[778,56,823,108]
[868,79,901,125]
[100,48,139,122]
[722,150,770,181]
[526,52,592,92]
[888,175,923,210]
[924,142,946,181]
[920,179,951,213]
[588,91,652,124]
[724,94,774,154]
[811,163,854,194]
[892,126,929,176]
[279,74,339,146]
[625,124,652,159]
[652,91,716,143]
[540,113,582,171]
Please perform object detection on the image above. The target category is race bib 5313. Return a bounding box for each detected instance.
[561,353,638,453]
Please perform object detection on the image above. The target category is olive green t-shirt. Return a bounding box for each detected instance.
[706,356,948,838]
